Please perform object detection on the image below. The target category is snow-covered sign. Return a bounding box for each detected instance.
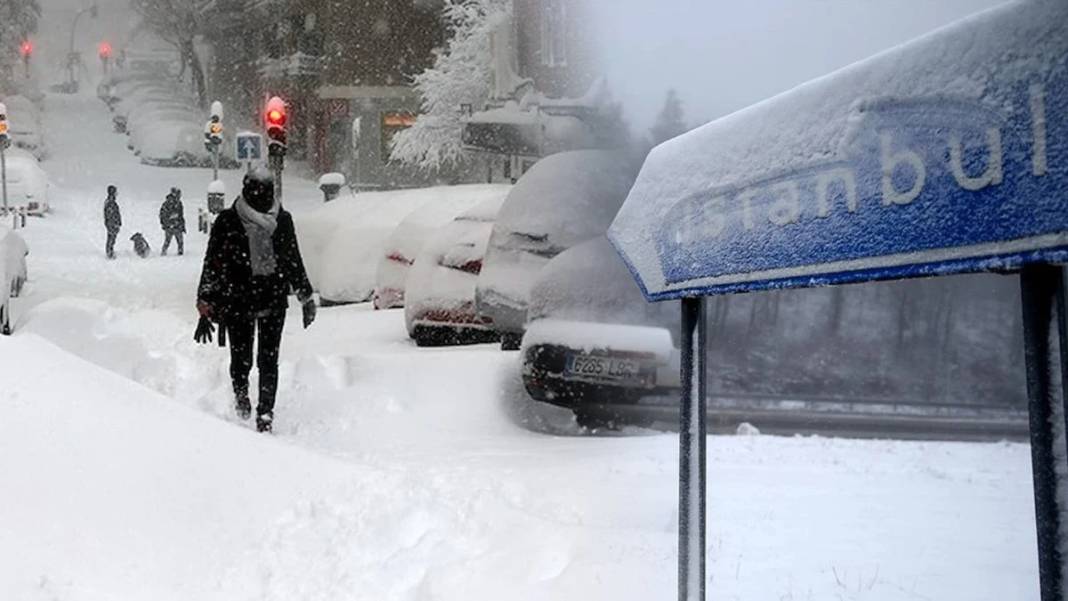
[235,132,262,162]
[609,1,1068,301]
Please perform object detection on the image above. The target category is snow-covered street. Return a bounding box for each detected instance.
[0,81,1042,601]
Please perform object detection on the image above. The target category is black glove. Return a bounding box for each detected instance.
[194,316,215,344]
[302,298,317,329]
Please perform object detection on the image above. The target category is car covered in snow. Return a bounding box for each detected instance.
[0,227,28,334]
[2,148,50,216]
[475,150,637,350]
[405,196,506,346]
[3,95,47,160]
[373,184,511,310]
[296,188,444,305]
[520,236,679,426]
[135,121,211,167]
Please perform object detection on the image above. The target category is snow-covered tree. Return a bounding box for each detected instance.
[131,0,209,108]
[0,0,40,87]
[390,0,510,170]
[649,89,688,145]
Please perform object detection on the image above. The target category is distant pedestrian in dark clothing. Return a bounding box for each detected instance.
[103,185,121,259]
[160,187,186,256]
[194,168,317,433]
[130,232,151,258]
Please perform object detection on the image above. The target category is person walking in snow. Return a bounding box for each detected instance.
[103,185,122,259]
[160,187,186,256]
[194,168,317,433]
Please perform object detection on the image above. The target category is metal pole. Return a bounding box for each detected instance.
[1020,264,1065,601]
[1,146,9,215]
[212,146,219,181]
[679,296,707,601]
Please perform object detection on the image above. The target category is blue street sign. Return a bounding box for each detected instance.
[235,132,262,162]
[608,1,1068,302]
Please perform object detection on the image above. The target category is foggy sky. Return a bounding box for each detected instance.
[588,0,1009,134]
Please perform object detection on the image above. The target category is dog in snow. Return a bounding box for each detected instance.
[130,232,151,258]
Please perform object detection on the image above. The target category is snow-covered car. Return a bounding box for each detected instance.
[475,150,637,350]
[405,196,506,346]
[296,188,442,305]
[0,227,28,334]
[521,237,679,426]
[136,121,210,167]
[2,148,50,216]
[373,184,511,310]
[3,95,47,160]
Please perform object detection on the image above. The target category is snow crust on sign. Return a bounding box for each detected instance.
[404,195,506,332]
[523,318,674,359]
[609,0,1068,296]
[374,184,510,308]
[297,186,503,303]
[478,150,637,312]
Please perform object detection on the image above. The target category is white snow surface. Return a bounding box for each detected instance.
[374,184,510,308]
[610,0,1068,297]
[0,38,1046,600]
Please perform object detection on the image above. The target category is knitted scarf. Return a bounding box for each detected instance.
[235,195,279,276]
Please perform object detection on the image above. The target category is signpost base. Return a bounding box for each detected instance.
[1020,265,1067,601]
[679,296,707,601]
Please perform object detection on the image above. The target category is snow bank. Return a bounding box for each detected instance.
[374,184,510,309]
[0,334,356,600]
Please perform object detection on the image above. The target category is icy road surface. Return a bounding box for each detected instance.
[0,95,1040,600]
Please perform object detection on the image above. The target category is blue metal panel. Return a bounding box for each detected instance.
[614,67,1068,301]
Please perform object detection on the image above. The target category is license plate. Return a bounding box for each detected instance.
[565,354,648,385]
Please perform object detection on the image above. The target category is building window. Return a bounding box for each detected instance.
[381,112,416,163]
[540,0,567,67]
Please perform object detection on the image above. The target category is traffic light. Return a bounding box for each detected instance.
[205,100,224,151]
[19,41,32,62]
[0,104,10,150]
[265,96,287,159]
[98,41,112,60]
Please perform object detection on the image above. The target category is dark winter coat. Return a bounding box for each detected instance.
[160,197,186,233]
[104,198,121,233]
[197,201,313,321]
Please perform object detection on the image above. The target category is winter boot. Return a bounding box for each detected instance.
[256,412,273,433]
[234,389,252,421]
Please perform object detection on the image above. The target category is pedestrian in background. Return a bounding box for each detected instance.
[160,187,186,256]
[103,184,121,259]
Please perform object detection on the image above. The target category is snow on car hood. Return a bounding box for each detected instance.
[527,236,677,332]
[478,150,639,314]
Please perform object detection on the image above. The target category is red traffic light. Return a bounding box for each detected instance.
[19,40,32,57]
[99,41,112,59]
[265,96,287,128]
